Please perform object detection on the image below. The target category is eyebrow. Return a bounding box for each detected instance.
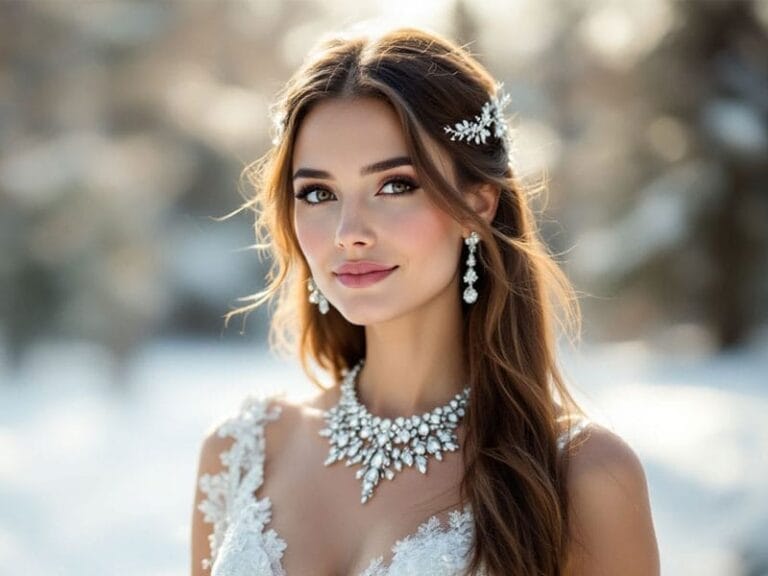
[292,156,412,180]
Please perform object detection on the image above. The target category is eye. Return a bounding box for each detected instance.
[295,186,336,205]
[379,177,419,196]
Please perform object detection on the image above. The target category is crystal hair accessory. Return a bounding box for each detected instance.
[443,82,511,146]
[270,107,287,146]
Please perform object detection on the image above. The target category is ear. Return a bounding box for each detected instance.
[463,183,500,232]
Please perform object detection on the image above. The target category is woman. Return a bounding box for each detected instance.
[191,26,659,576]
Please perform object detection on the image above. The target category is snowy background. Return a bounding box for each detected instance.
[1,1,767,575]
[1,334,767,576]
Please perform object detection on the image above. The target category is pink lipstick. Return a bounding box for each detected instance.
[333,261,398,288]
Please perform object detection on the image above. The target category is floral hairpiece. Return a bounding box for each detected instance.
[271,107,286,146]
[443,83,511,146]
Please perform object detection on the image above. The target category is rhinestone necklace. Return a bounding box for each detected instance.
[319,359,471,504]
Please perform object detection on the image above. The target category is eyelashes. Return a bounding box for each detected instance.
[294,176,420,206]
[294,186,334,204]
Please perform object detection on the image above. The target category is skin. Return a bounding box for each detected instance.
[190,95,660,576]
[291,96,498,418]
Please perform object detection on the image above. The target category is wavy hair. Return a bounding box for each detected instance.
[223,26,588,576]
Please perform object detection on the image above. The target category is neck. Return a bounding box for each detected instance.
[355,288,468,419]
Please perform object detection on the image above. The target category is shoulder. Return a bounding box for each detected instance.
[191,392,293,574]
[201,393,304,461]
[564,423,660,575]
[203,387,336,465]
[196,425,236,479]
[196,392,294,471]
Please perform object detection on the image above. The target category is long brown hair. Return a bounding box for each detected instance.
[224,26,587,576]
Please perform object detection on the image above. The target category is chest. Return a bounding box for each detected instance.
[258,412,468,575]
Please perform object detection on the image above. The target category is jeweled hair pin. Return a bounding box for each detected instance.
[270,107,286,146]
[443,82,511,146]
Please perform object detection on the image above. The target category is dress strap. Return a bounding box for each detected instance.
[556,417,592,452]
[197,394,283,571]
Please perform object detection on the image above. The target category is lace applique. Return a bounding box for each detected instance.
[360,504,478,576]
[197,394,284,573]
[211,498,287,576]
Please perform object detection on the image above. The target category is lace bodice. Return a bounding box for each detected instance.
[197,393,590,576]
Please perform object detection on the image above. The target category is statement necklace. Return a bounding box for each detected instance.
[319,359,471,504]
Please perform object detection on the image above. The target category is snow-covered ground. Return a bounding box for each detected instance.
[0,335,766,576]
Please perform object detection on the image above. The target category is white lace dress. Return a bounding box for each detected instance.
[197,394,590,576]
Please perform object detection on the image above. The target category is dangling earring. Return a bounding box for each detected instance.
[463,231,480,304]
[307,277,330,314]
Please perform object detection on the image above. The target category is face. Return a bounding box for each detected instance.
[291,97,465,326]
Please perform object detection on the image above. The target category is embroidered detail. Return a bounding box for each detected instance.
[360,504,478,576]
[211,499,287,576]
[197,394,284,572]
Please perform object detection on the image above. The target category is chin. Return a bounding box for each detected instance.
[336,309,392,327]
[333,301,405,327]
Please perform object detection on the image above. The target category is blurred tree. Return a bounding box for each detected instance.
[644,1,768,349]
[451,0,479,50]
[2,0,767,378]
[544,0,768,349]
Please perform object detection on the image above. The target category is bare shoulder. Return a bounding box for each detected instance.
[195,421,236,479]
[197,393,293,463]
[566,423,645,483]
[262,393,317,455]
[564,423,660,576]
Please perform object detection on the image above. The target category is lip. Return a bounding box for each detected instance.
[333,261,398,288]
[333,261,396,275]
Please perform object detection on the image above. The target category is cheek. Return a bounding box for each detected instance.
[293,210,330,265]
[393,211,462,310]
[391,205,460,263]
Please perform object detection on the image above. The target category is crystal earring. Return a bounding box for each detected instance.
[463,231,480,304]
[307,277,330,314]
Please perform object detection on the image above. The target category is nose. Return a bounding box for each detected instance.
[334,201,375,249]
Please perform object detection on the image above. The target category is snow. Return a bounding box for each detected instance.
[1,335,766,576]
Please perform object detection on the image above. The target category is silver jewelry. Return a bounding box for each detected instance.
[270,106,286,146]
[443,82,511,145]
[463,231,480,304]
[319,360,471,504]
[307,277,330,314]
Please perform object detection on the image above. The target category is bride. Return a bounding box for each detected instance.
[190,25,659,576]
